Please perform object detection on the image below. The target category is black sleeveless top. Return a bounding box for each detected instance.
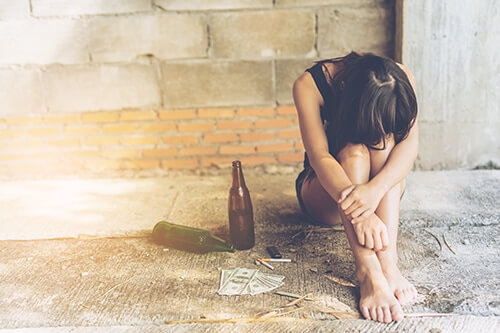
[301,52,361,169]
[302,62,338,169]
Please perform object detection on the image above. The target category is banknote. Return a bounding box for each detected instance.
[217,268,285,296]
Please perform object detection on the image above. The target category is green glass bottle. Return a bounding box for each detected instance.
[152,221,236,254]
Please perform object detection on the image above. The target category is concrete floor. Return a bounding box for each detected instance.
[0,169,499,332]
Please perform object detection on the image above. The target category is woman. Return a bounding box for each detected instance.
[293,52,419,323]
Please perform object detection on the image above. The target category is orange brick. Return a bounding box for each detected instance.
[161,159,198,169]
[158,109,196,120]
[241,155,277,165]
[5,140,46,149]
[82,112,120,123]
[64,126,100,135]
[204,133,238,143]
[140,123,176,133]
[142,148,178,157]
[277,105,297,115]
[120,110,157,121]
[25,127,61,136]
[216,120,253,130]
[122,136,160,146]
[5,116,43,126]
[178,122,214,132]
[293,117,300,125]
[103,149,140,159]
[179,146,217,156]
[0,128,25,138]
[278,153,304,163]
[64,150,101,159]
[0,153,26,160]
[43,114,80,123]
[279,129,301,139]
[102,124,138,134]
[162,135,199,145]
[85,136,121,146]
[240,132,276,142]
[198,108,235,119]
[256,142,293,153]
[47,138,81,147]
[220,145,255,155]
[295,141,305,150]
[201,157,234,168]
[85,159,122,171]
[237,107,275,118]
[122,159,160,170]
[255,118,291,129]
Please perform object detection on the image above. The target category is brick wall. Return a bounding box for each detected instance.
[0,0,394,177]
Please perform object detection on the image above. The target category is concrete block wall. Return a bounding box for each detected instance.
[399,0,499,169]
[0,0,395,177]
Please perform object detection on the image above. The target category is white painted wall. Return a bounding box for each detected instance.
[401,0,499,169]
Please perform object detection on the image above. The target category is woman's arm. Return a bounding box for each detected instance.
[339,65,419,222]
[292,72,352,202]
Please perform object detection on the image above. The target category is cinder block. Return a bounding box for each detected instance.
[276,59,316,105]
[162,60,273,108]
[211,10,315,58]
[318,6,394,58]
[154,0,272,11]
[89,14,207,62]
[0,19,88,65]
[43,64,161,113]
[32,0,151,16]
[0,69,44,116]
[0,0,30,19]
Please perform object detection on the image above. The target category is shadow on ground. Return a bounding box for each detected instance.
[0,170,499,332]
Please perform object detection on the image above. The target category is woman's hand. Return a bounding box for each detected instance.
[338,183,385,223]
[352,213,389,251]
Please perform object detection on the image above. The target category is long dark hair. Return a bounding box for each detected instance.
[323,52,417,156]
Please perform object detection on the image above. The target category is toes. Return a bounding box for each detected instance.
[370,308,378,322]
[394,289,405,304]
[376,307,384,323]
[390,303,404,322]
[383,306,392,323]
[360,306,371,320]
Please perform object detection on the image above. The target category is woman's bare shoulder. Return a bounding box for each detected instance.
[396,62,417,91]
[293,70,324,108]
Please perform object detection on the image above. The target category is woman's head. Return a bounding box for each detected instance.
[330,52,417,153]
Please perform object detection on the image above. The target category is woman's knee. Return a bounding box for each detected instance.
[337,143,370,164]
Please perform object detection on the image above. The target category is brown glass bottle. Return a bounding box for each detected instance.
[152,221,235,254]
[228,160,255,250]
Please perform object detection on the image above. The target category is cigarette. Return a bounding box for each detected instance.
[256,258,275,270]
[259,258,292,263]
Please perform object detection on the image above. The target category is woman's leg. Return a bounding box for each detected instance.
[368,137,418,305]
[300,143,403,323]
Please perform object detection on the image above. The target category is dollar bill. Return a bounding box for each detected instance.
[217,268,285,296]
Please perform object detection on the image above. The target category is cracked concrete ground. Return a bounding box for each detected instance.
[0,170,498,332]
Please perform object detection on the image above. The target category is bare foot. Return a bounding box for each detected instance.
[357,268,404,323]
[378,254,418,305]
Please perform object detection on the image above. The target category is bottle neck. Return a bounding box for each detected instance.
[231,160,246,188]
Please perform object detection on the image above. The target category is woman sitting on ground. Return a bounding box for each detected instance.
[293,51,419,323]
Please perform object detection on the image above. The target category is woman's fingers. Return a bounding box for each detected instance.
[338,185,355,203]
[365,232,374,249]
[381,229,389,249]
[349,206,368,219]
[373,232,383,251]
